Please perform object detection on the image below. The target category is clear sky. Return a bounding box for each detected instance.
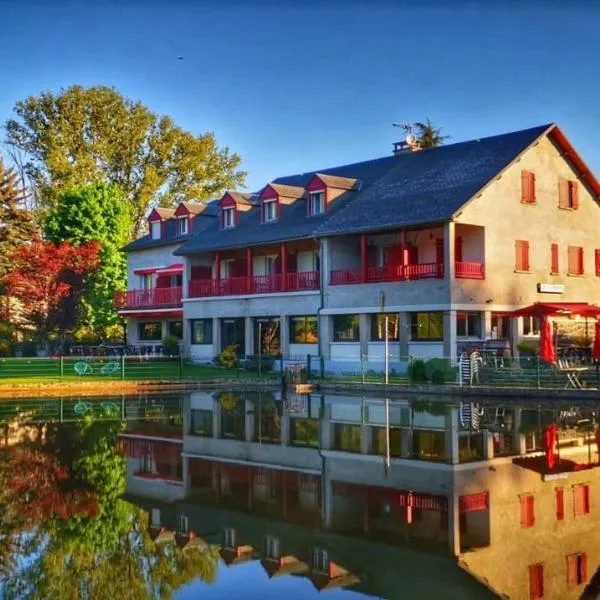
[1,0,599,191]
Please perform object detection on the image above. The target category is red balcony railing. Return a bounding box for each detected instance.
[455,261,485,279]
[188,271,319,298]
[114,287,182,309]
[330,263,444,285]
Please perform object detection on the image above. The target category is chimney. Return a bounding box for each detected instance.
[393,138,422,155]
[393,141,410,155]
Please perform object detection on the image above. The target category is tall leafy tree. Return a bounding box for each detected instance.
[413,118,449,148]
[5,84,246,234]
[3,239,100,345]
[45,183,131,334]
[0,158,37,279]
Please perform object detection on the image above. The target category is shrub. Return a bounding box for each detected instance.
[408,359,427,383]
[218,344,239,369]
[517,340,539,354]
[424,358,457,384]
[162,335,180,356]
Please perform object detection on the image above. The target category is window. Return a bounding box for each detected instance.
[529,564,544,599]
[290,316,318,344]
[291,419,320,447]
[596,249,600,276]
[568,246,584,275]
[309,191,325,216]
[139,322,162,341]
[177,216,188,235]
[520,494,535,528]
[370,313,400,341]
[151,508,161,527]
[457,312,481,338]
[333,314,360,342]
[573,484,590,516]
[223,528,237,548]
[150,221,161,239]
[222,207,235,229]
[190,409,213,437]
[141,273,153,289]
[179,514,189,534]
[567,553,587,588]
[523,316,540,336]
[521,170,536,203]
[254,318,281,355]
[515,240,530,272]
[191,319,213,344]
[168,321,183,339]
[550,243,559,274]
[263,199,277,222]
[333,424,361,452]
[556,488,564,521]
[312,548,329,574]
[413,430,446,461]
[264,536,280,560]
[559,178,579,209]
[410,312,443,341]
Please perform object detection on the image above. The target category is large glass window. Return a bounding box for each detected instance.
[254,318,280,355]
[169,321,183,339]
[290,316,318,344]
[456,312,482,338]
[254,402,281,444]
[333,424,362,453]
[373,427,402,457]
[221,318,245,355]
[333,314,360,342]
[370,313,400,341]
[290,419,320,448]
[191,319,213,344]
[410,312,443,341]
[139,322,162,341]
[412,430,446,461]
[523,316,540,336]
[190,409,213,437]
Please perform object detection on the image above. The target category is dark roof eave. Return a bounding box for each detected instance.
[318,219,449,238]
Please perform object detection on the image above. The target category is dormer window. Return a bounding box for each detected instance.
[177,216,188,236]
[222,207,235,229]
[150,221,161,239]
[263,199,277,223]
[309,191,325,216]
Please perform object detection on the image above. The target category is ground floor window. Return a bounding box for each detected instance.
[333,424,362,452]
[491,313,511,339]
[412,430,445,461]
[290,316,318,344]
[373,427,402,457]
[191,319,213,344]
[221,318,245,355]
[290,418,320,447]
[189,409,213,437]
[168,321,183,339]
[254,318,281,355]
[333,314,360,342]
[139,322,162,341]
[523,316,540,336]
[457,312,482,338]
[410,312,443,341]
[370,313,400,341]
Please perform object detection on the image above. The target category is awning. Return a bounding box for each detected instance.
[134,266,163,275]
[156,263,183,276]
[511,302,600,318]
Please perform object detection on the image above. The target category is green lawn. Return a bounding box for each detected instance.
[0,357,279,384]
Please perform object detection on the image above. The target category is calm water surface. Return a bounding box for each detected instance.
[1,390,599,599]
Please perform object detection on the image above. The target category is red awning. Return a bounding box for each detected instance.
[511,302,600,318]
[156,263,183,276]
[134,267,161,275]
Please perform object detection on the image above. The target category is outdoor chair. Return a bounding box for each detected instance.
[556,358,589,389]
[100,400,120,415]
[100,361,120,376]
[74,400,93,415]
[74,361,93,376]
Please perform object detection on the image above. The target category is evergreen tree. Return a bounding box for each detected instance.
[413,119,450,148]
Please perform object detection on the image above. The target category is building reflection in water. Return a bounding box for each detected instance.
[118,390,600,600]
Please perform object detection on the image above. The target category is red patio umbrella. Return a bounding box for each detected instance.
[543,424,558,470]
[539,317,555,364]
[592,321,600,361]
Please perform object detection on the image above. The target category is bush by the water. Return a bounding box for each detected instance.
[408,358,457,384]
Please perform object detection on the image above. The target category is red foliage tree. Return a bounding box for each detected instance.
[3,239,100,342]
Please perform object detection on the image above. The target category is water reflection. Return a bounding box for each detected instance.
[2,390,600,599]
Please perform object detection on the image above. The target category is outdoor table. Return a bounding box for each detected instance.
[557,360,589,389]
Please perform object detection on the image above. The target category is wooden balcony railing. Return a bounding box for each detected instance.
[455,261,485,279]
[188,271,319,298]
[330,263,444,285]
[114,287,182,309]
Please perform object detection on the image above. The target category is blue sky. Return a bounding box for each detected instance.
[1,0,599,191]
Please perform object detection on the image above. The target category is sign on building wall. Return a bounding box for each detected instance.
[537,283,565,294]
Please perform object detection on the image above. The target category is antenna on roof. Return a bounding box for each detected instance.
[392,122,420,154]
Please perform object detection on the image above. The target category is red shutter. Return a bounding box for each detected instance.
[515,241,521,270]
[529,564,544,599]
[523,241,530,271]
[551,243,559,274]
[578,247,584,275]
[555,488,564,520]
[567,555,577,588]
[571,181,579,209]
[559,178,569,208]
[520,494,535,527]
[522,171,536,203]
[455,237,463,262]
[580,553,588,583]
[516,240,529,271]
[595,249,600,276]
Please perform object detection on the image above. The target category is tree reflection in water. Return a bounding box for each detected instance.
[0,417,218,599]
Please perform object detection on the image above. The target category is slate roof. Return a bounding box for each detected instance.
[124,200,219,252]
[315,123,552,237]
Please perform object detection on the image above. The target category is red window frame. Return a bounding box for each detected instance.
[521,170,536,203]
[550,243,559,274]
[595,249,600,276]
[555,488,564,521]
[515,240,530,272]
[529,564,544,599]
[567,246,584,275]
[573,484,590,517]
[520,494,535,528]
[559,178,579,209]
[567,553,587,588]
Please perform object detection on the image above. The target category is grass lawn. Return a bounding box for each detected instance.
[0,357,279,384]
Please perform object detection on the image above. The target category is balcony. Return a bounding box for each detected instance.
[455,261,485,279]
[330,262,444,285]
[188,271,320,298]
[114,287,182,310]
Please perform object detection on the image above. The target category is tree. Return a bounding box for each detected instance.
[5,85,246,234]
[0,158,37,279]
[413,118,449,149]
[3,239,100,345]
[45,183,131,334]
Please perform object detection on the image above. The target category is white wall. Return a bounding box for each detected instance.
[127,244,183,288]
[289,343,319,359]
[190,344,215,362]
[330,343,361,361]
[407,342,444,360]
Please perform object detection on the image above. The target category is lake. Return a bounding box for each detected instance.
[1,389,599,599]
